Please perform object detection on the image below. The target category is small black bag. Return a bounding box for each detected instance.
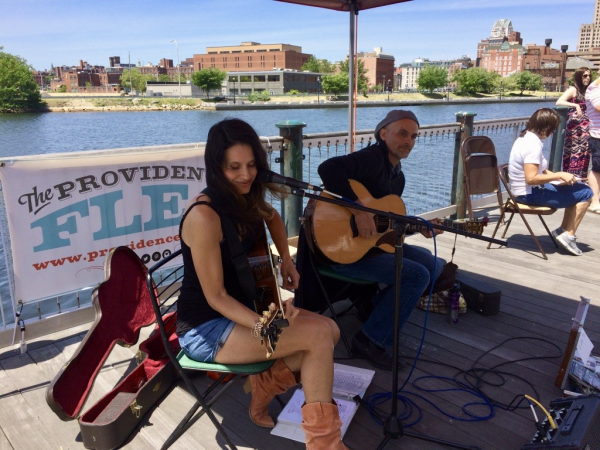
[455,271,501,316]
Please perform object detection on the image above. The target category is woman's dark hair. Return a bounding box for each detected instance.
[520,108,560,138]
[203,118,285,237]
[573,67,591,99]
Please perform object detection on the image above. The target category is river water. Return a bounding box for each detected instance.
[0,100,555,157]
[0,100,555,324]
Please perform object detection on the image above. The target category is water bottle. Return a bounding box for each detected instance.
[446,282,460,324]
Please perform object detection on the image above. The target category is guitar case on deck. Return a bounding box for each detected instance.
[46,246,178,450]
[455,271,501,316]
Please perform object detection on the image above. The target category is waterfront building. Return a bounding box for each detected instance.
[399,56,469,91]
[356,47,395,90]
[577,0,600,51]
[193,42,312,72]
[476,19,522,64]
[225,69,321,96]
[49,60,121,93]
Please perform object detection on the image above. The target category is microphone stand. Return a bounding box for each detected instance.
[290,187,499,450]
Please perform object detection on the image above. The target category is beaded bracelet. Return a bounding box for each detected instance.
[251,317,263,339]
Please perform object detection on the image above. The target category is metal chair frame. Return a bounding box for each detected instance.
[461,135,504,221]
[488,164,558,260]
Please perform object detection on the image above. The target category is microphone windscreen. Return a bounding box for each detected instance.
[257,169,274,183]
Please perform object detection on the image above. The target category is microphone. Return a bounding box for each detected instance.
[258,169,322,191]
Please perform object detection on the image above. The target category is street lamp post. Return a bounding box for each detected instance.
[128,52,132,94]
[233,76,236,104]
[500,81,504,100]
[382,75,385,94]
[560,44,569,93]
[170,39,181,98]
[387,80,391,102]
[316,76,321,103]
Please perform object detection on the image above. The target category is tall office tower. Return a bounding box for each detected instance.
[578,0,600,51]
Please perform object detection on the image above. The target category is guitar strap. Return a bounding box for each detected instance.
[220,213,259,303]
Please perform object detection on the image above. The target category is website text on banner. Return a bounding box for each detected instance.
[0,148,206,303]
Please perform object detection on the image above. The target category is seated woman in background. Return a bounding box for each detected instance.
[176,118,347,450]
[508,108,593,256]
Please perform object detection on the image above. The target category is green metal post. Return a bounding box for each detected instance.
[275,120,306,238]
[550,106,569,172]
[453,112,477,219]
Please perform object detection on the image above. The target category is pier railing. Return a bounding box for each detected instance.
[0,112,565,347]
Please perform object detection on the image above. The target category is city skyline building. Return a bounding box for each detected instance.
[577,0,600,51]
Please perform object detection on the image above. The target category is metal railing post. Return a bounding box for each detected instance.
[452,112,477,219]
[275,120,306,237]
[550,106,568,172]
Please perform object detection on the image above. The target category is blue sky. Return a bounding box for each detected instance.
[0,0,594,71]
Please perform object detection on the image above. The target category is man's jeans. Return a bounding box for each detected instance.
[330,244,443,349]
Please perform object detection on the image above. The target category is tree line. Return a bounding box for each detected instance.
[0,47,575,113]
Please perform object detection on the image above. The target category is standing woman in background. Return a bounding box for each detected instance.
[556,67,591,178]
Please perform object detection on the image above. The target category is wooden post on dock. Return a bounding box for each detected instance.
[275,120,306,238]
[453,112,477,219]
[550,106,568,172]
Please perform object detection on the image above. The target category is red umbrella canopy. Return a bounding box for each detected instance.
[274,0,411,11]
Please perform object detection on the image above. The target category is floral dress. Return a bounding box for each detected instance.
[563,93,590,178]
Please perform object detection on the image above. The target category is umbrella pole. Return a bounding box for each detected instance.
[348,4,356,152]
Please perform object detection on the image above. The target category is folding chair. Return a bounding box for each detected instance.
[488,164,558,260]
[146,249,276,450]
[461,136,504,220]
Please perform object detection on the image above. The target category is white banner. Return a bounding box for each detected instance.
[0,147,206,303]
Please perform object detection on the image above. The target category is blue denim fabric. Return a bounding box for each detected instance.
[330,244,444,349]
[179,317,236,362]
[515,182,592,209]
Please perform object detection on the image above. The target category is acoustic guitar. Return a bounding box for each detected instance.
[247,224,289,358]
[306,179,488,264]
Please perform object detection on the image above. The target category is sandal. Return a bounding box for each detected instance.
[589,206,600,214]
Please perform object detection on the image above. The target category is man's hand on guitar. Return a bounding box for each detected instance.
[352,209,377,238]
[420,218,444,239]
[280,257,299,290]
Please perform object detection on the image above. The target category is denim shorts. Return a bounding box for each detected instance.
[515,182,593,209]
[178,317,236,362]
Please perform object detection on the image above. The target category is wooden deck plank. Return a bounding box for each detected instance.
[1,205,599,449]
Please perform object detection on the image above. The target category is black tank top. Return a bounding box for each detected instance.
[176,200,254,336]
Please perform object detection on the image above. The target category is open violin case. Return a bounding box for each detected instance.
[46,246,179,449]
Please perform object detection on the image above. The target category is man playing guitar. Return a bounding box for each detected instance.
[317,110,445,371]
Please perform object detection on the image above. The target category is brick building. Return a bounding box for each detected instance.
[356,47,395,90]
[192,42,311,72]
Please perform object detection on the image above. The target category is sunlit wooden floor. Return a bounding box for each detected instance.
[1,205,599,450]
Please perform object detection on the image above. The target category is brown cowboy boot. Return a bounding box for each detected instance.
[245,358,298,427]
[301,401,349,450]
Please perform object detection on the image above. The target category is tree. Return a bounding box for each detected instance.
[301,55,335,74]
[191,67,227,99]
[417,65,448,92]
[451,67,499,95]
[158,74,172,82]
[508,71,543,94]
[338,59,369,93]
[0,50,42,112]
[119,68,154,93]
[321,72,349,95]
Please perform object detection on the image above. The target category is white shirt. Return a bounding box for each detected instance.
[508,131,547,196]
[586,79,600,138]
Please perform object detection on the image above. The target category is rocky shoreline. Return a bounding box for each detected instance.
[38,94,556,113]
